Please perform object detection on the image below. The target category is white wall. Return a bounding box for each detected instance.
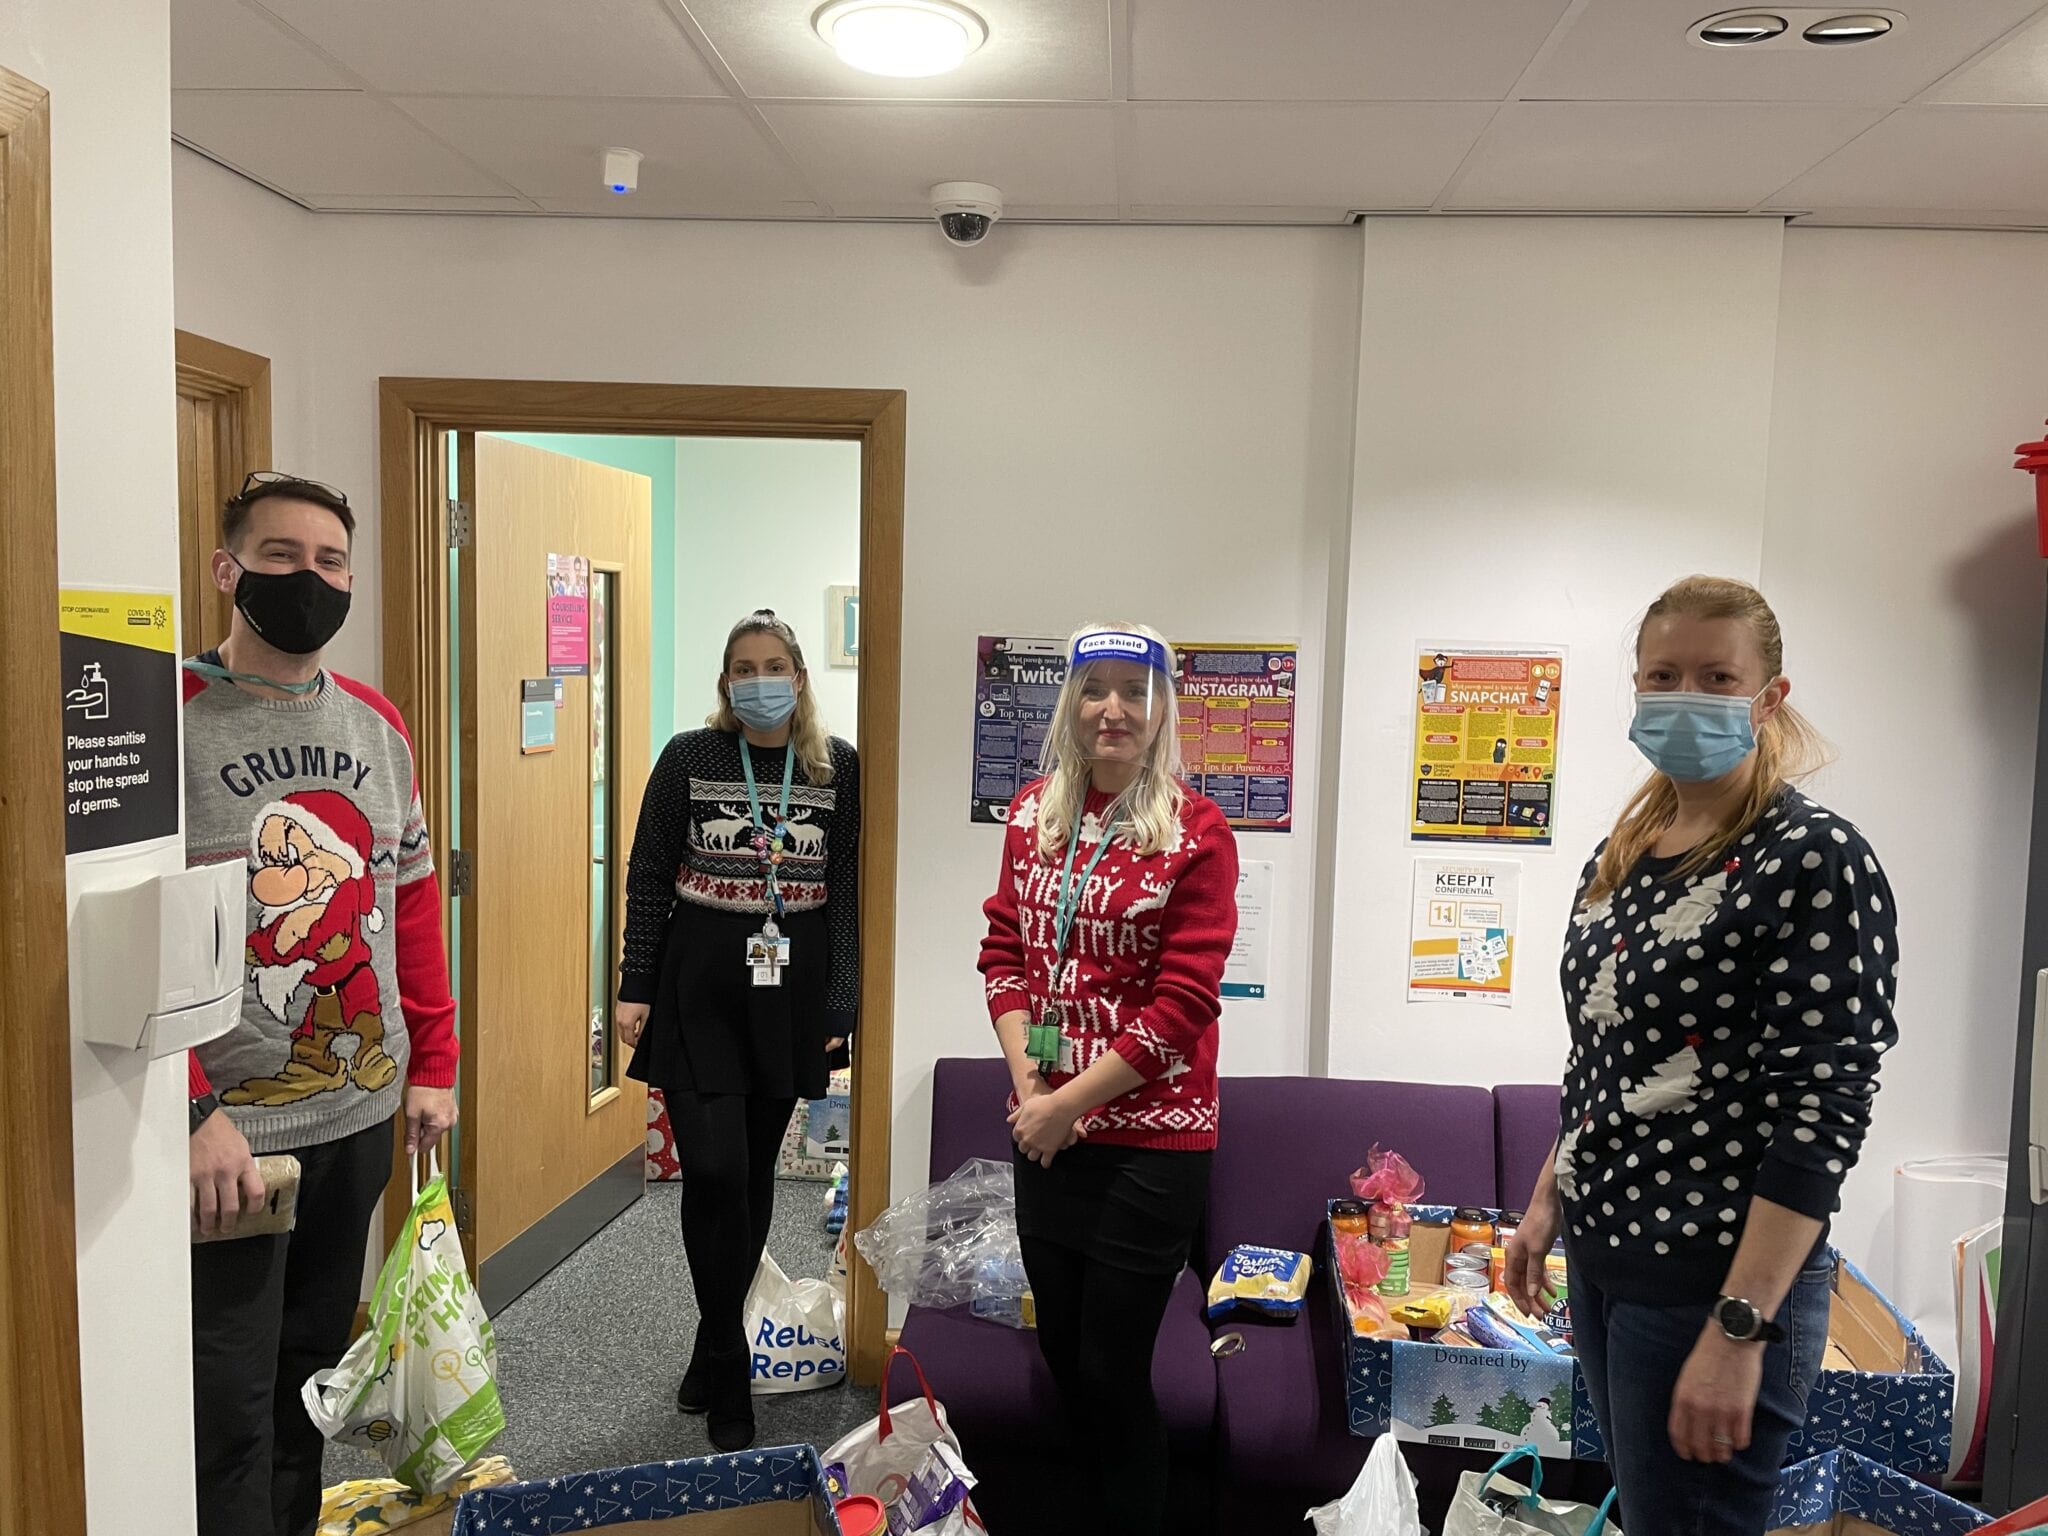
[1760,228,2048,1275]
[1,2,195,1530]
[170,149,1360,1211]
[674,437,863,745]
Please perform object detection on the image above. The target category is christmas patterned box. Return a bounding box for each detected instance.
[452,1445,843,1534]
[1768,1448,1988,1536]
[779,1070,853,1182]
[647,1088,682,1183]
[1328,1206,1953,1478]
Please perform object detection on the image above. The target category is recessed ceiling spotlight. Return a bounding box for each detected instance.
[812,1,989,78]
[1803,13,1894,43]
[1696,12,1789,44]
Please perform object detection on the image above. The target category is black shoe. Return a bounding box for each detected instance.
[675,1336,710,1415]
[706,1352,755,1453]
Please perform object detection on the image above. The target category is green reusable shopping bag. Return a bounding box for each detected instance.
[302,1150,505,1494]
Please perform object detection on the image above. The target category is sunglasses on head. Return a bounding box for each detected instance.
[235,470,350,510]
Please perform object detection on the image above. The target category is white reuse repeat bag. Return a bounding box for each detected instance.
[745,1251,847,1395]
[301,1151,504,1494]
[823,1347,984,1527]
[1307,1433,1425,1535]
[1444,1447,1620,1536]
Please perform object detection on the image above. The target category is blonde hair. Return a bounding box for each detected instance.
[707,610,835,786]
[1586,575,1831,904]
[1035,622,1187,860]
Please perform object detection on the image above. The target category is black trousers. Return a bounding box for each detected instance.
[667,1092,797,1362]
[1021,1235,1182,1536]
[192,1117,393,1536]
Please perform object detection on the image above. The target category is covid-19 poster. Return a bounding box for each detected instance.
[971,635,1298,831]
[1410,644,1564,847]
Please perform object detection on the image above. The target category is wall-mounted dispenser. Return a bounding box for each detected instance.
[70,862,244,1056]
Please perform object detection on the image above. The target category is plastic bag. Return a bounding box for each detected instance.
[1444,1447,1619,1536]
[852,1157,1023,1314]
[1307,1434,1423,1535]
[745,1250,847,1394]
[823,1347,985,1529]
[302,1151,504,1495]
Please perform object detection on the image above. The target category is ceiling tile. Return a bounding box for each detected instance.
[1127,0,1573,102]
[1447,101,1884,211]
[1924,12,2048,104]
[172,90,511,197]
[305,193,538,212]
[1765,106,2048,214]
[757,103,1114,213]
[681,0,1108,102]
[393,96,815,213]
[172,0,355,89]
[252,0,728,97]
[1523,0,2048,103]
[1127,103,1497,210]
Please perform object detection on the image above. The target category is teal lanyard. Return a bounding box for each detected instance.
[182,658,323,696]
[1027,809,1120,1066]
[738,738,796,919]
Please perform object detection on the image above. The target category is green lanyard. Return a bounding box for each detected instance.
[182,658,323,696]
[1026,813,1119,1065]
[738,737,796,920]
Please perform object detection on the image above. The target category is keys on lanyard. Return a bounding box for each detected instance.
[740,739,798,982]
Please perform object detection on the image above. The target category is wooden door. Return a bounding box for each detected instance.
[456,432,652,1306]
[173,331,270,657]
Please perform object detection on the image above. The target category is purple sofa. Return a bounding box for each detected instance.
[898,1060,1561,1527]
[1494,1083,1564,1217]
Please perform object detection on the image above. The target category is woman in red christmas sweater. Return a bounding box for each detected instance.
[979,623,1239,1536]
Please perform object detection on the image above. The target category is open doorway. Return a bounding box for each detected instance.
[376,379,903,1389]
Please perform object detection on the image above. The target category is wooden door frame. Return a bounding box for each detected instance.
[174,331,272,657]
[0,65,89,1536]
[379,378,905,1385]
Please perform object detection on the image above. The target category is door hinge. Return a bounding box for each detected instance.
[446,499,473,548]
[452,1185,474,1235]
[449,847,474,898]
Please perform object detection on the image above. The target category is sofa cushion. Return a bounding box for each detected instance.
[1493,1083,1562,1216]
[1204,1076,1499,1272]
[926,1056,1017,1180]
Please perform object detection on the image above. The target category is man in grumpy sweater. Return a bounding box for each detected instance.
[183,472,457,1536]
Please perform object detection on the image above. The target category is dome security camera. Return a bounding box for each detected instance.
[930,181,1003,247]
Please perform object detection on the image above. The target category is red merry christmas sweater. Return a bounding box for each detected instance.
[978,779,1239,1151]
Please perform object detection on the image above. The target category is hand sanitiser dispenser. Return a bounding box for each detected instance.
[71,862,245,1055]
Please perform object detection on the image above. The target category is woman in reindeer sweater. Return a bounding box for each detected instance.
[978,623,1238,1536]
[1504,576,1900,1536]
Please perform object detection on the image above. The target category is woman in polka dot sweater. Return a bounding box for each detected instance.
[1503,576,1898,1536]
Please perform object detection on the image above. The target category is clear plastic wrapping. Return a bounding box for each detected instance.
[852,1157,1026,1319]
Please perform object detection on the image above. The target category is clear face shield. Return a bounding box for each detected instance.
[1063,629,1174,785]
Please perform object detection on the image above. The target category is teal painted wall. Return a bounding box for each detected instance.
[493,432,677,761]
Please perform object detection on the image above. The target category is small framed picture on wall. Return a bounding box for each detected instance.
[827,584,859,668]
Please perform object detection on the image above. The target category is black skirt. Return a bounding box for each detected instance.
[1013,1140,1213,1276]
[626,900,833,1101]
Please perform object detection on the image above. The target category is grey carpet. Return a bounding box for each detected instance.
[322,1178,878,1489]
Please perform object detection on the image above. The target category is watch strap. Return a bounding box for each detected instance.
[190,1090,222,1134]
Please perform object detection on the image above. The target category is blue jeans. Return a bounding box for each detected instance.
[1569,1245,1832,1536]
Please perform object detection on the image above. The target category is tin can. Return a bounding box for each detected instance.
[1376,1240,1411,1297]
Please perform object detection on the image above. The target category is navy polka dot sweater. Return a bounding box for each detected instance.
[1555,789,1899,1304]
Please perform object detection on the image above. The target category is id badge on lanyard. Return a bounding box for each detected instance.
[740,739,798,985]
[747,919,791,988]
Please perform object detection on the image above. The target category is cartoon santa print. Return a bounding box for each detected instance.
[223,787,395,1106]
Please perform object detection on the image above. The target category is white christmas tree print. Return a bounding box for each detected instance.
[1572,894,1614,932]
[1079,809,1107,845]
[1012,791,1039,834]
[1649,870,1729,945]
[1622,1036,1703,1117]
[1580,948,1623,1032]
[1554,1120,1585,1201]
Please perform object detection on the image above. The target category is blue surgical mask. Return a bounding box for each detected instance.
[728,676,798,731]
[1628,689,1766,783]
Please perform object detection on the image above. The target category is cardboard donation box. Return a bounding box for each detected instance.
[1768,1449,1988,1536]
[1330,1203,1954,1476]
[453,1446,844,1535]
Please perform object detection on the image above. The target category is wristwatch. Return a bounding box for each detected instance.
[1713,1294,1786,1344]
[190,1091,222,1135]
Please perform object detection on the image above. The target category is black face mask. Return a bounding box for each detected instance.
[232,564,352,656]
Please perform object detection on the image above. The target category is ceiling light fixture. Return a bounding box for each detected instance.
[1696,12,1790,44]
[812,0,988,78]
[1803,13,1893,43]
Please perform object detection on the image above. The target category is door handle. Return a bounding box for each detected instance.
[2031,969,2048,1205]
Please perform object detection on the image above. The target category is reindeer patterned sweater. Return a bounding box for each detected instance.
[619,729,861,1039]
[1555,790,1899,1305]
[979,779,1239,1151]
